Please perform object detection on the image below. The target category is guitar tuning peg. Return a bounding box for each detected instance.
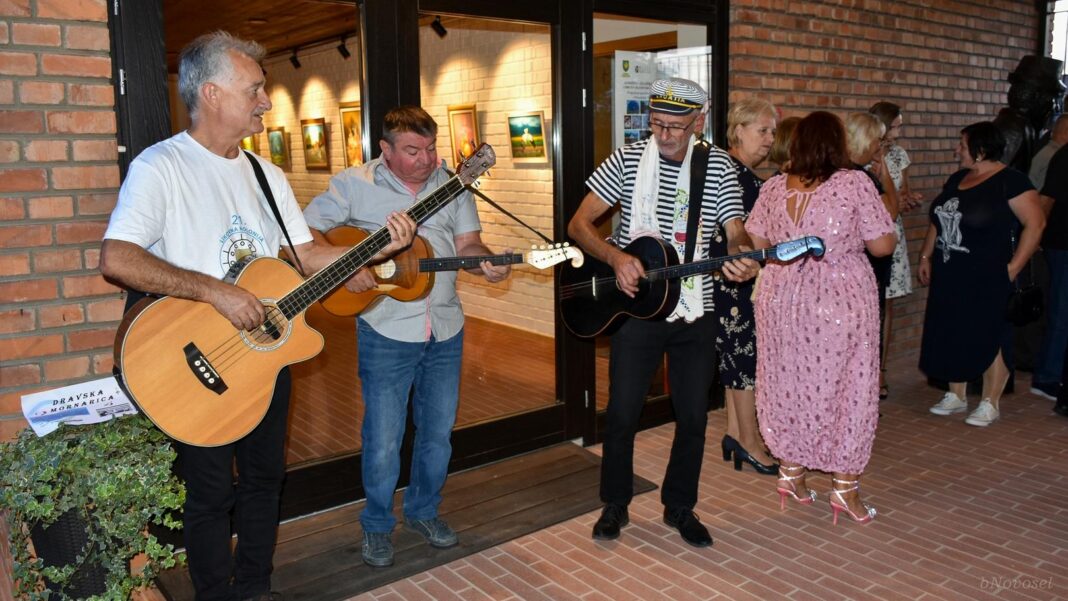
[554,243,562,249]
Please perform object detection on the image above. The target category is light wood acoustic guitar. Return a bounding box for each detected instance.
[560,235,826,338]
[114,145,496,447]
[319,226,584,316]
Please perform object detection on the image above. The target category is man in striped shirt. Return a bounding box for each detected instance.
[568,78,758,548]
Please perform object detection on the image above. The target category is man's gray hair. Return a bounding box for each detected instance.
[178,31,266,117]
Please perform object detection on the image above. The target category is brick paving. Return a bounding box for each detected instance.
[353,357,1067,600]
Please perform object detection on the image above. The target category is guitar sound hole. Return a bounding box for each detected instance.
[251,305,288,344]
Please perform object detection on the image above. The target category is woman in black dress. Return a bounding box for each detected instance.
[920,122,1045,426]
[717,97,778,475]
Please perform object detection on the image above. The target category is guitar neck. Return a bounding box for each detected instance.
[645,246,773,282]
[277,177,466,317]
[419,254,523,272]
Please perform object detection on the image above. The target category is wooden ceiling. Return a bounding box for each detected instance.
[163,0,360,73]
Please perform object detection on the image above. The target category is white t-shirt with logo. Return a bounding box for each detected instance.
[104,131,312,280]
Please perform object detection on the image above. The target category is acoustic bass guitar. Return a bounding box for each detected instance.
[320,226,585,316]
[560,235,825,338]
[114,145,496,446]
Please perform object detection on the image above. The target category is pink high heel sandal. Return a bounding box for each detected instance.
[829,477,877,525]
[776,465,816,510]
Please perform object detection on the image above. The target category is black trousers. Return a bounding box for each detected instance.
[601,315,717,510]
[175,368,291,601]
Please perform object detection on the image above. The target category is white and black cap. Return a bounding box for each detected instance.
[649,78,708,115]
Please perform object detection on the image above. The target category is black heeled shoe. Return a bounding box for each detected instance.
[722,435,778,475]
[720,435,739,462]
[732,447,779,475]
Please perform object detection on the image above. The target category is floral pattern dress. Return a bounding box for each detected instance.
[713,155,760,390]
[746,169,895,474]
[883,144,913,299]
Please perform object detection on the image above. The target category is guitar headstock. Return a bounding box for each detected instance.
[771,236,825,262]
[456,144,496,186]
[526,243,585,269]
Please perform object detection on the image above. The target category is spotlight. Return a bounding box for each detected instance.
[431,16,447,38]
[337,36,351,59]
[289,49,301,69]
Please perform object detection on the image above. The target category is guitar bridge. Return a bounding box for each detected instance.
[183,342,228,395]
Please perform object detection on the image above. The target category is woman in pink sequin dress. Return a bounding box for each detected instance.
[745,112,896,524]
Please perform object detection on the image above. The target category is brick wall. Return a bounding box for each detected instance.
[0,0,117,440]
[419,19,556,335]
[728,0,1042,359]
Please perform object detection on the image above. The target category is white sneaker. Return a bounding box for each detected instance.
[929,392,967,415]
[964,399,999,427]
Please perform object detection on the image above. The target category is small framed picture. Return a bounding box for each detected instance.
[338,101,364,167]
[240,134,259,153]
[266,127,289,169]
[447,103,480,167]
[300,117,330,170]
[507,111,548,164]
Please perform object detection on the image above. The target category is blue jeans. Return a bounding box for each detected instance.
[1035,248,1068,383]
[357,318,463,533]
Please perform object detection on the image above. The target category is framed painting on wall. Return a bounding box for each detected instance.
[240,134,258,153]
[507,111,548,164]
[301,118,330,170]
[447,103,480,167]
[338,101,364,167]
[266,127,289,169]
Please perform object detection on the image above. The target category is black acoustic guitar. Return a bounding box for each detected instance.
[560,235,825,338]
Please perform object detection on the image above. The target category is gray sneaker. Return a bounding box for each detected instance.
[930,392,967,415]
[361,531,394,567]
[964,399,1000,427]
[404,517,459,548]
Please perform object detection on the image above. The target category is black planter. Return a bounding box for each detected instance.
[29,509,108,599]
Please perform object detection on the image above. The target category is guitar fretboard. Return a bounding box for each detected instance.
[420,254,523,272]
[644,247,772,282]
[275,177,466,319]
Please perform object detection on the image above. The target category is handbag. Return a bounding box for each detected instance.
[1005,226,1043,326]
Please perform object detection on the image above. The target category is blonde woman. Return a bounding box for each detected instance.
[869,102,921,398]
[847,113,898,399]
[717,98,778,476]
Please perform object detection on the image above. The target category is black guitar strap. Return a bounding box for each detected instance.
[244,150,306,276]
[684,139,711,264]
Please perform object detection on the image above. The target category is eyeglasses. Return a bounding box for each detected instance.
[649,114,699,135]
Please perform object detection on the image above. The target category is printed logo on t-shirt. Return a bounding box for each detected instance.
[219,214,268,271]
[933,197,969,263]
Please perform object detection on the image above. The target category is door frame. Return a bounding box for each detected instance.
[107,0,728,521]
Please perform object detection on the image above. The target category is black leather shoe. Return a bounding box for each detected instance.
[1055,398,1068,417]
[723,435,778,475]
[732,446,779,476]
[663,507,712,547]
[720,434,738,461]
[592,503,628,540]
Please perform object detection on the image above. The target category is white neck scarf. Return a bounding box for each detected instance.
[627,135,704,323]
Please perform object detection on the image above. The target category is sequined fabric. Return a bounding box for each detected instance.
[746,170,896,474]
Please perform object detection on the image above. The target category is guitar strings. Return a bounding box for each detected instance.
[557,246,774,299]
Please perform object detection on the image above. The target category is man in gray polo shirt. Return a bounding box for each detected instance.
[304,105,509,568]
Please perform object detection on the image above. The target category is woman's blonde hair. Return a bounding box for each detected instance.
[845,112,885,160]
[726,97,777,149]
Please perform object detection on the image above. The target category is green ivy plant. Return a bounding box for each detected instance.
[0,415,185,600]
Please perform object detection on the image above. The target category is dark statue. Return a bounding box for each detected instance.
[994,55,1066,173]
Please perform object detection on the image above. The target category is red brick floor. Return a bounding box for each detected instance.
[350,356,1068,600]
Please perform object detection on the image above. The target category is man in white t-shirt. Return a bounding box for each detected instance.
[100,32,414,601]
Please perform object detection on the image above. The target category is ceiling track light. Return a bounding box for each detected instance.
[289,49,301,69]
[337,36,351,59]
[431,16,447,38]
